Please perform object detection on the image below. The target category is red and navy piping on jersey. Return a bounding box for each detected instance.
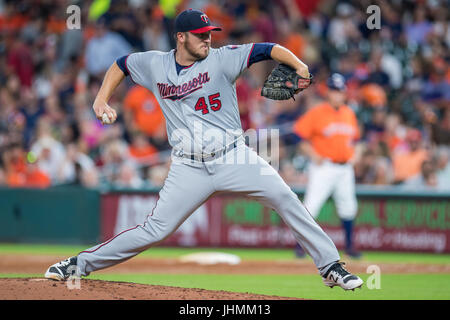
[116,55,130,76]
[78,225,140,255]
[157,72,210,101]
[247,42,275,68]
[116,42,275,81]
[175,60,194,75]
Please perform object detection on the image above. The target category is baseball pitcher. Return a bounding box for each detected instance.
[45,9,363,291]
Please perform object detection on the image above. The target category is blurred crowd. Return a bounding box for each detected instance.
[0,0,449,190]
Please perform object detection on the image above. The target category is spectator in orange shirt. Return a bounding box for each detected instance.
[0,2,29,32]
[123,85,167,148]
[278,20,305,61]
[22,161,52,188]
[3,143,50,188]
[128,131,159,165]
[392,129,429,184]
[4,143,27,175]
[2,143,26,184]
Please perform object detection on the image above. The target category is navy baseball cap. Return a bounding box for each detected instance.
[174,9,222,34]
[327,73,347,91]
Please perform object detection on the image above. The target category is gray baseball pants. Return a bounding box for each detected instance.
[77,141,340,276]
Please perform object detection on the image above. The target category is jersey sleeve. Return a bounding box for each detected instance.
[218,43,257,83]
[248,43,275,66]
[116,55,129,76]
[293,109,315,140]
[122,51,156,88]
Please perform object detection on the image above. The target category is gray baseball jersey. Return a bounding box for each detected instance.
[75,43,341,278]
[126,44,253,154]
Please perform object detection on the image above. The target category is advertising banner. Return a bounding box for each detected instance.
[101,193,450,253]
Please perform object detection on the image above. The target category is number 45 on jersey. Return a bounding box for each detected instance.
[195,92,221,114]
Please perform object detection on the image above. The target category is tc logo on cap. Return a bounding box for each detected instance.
[174,9,222,33]
[200,14,209,23]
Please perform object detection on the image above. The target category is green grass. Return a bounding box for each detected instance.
[88,273,449,300]
[2,273,449,300]
[1,243,450,300]
[1,243,450,264]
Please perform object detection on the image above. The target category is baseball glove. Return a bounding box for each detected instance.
[261,64,313,100]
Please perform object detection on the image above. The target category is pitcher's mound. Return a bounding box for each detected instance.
[0,278,302,300]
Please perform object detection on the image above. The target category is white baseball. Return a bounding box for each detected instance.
[102,113,112,124]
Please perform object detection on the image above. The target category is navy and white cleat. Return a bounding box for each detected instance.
[322,262,363,291]
[45,256,79,281]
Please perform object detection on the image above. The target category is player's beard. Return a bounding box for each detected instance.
[184,39,209,60]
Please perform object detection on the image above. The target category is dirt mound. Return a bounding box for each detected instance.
[0,278,302,300]
[2,254,448,300]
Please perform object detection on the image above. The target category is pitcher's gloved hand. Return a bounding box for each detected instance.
[261,64,313,100]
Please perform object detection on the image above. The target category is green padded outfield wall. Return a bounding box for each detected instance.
[0,186,100,244]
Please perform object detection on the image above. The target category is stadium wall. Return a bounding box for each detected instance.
[0,186,100,244]
[1,187,449,253]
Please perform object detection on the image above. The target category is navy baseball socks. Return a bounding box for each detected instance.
[295,219,362,259]
[294,243,306,258]
[342,219,362,259]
